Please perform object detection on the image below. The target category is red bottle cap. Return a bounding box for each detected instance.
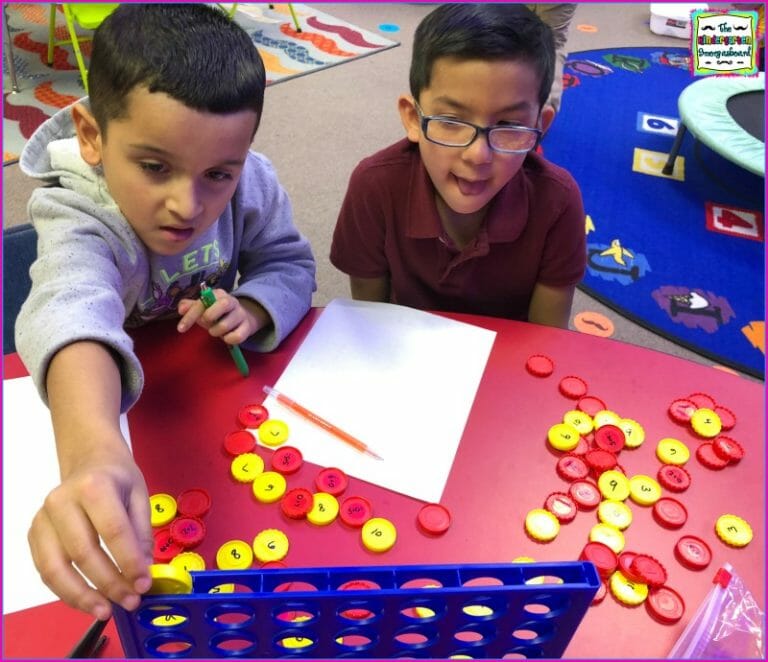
[417,503,452,535]
[238,403,270,428]
[339,496,373,527]
[687,392,716,410]
[260,561,289,569]
[271,446,303,474]
[653,497,688,529]
[544,492,578,523]
[646,586,685,624]
[572,436,590,455]
[712,436,744,463]
[591,580,608,604]
[280,488,314,519]
[593,424,626,453]
[668,398,697,424]
[169,516,206,548]
[224,430,256,456]
[584,448,617,473]
[630,554,667,587]
[657,464,691,492]
[315,467,349,496]
[153,527,184,562]
[696,442,730,470]
[580,541,618,577]
[577,395,607,417]
[177,488,211,518]
[526,354,554,377]
[675,535,712,570]
[559,375,588,399]
[556,454,590,481]
[713,405,736,431]
[617,551,644,582]
[569,480,601,510]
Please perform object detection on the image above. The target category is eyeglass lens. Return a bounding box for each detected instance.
[426,118,537,151]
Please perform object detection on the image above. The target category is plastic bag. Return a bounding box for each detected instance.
[668,563,764,659]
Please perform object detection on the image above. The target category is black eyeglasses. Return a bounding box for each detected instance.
[414,102,541,154]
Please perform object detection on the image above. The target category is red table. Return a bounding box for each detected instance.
[3,309,764,658]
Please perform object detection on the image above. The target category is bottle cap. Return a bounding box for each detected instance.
[526,354,554,376]
[597,469,630,501]
[675,535,711,570]
[584,448,618,473]
[657,464,691,492]
[361,517,397,552]
[307,492,340,526]
[252,528,290,563]
[280,488,314,519]
[271,446,304,474]
[569,480,601,510]
[544,492,578,523]
[524,508,560,542]
[579,541,617,578]
[169,516,206,548]
[713,405,736,431]
[547,423,581,452]
[594,424,625,453]
[646,586,685,624]
[618,418,645,448]
[417,503,452,535]
[176,488,211,518]
[559,375,588,398]
[339,496,373,527]
[696,443,730,470]
[577,395,607,417]
[609,570,648,606]
[628,474,662,506]
[230,452,265,483]
[668,398,697,423]
[147,563,193,595]
[563,410,594,435]
[687,392,716,410]
[224,430,256,456]
[598,499,633,530]
[690,408,722,438]
[150,493,178,528]
[629,554,667,587]
[216,539,254,570]
[237,403,269,428]
[315,467,349,496]
[656,438,690,465]
[715,514,753,547]
[617,551,645,582]
[712,436,744,463]
[653,497,688,529]
[589,522,625,554]
[556,454,590,481]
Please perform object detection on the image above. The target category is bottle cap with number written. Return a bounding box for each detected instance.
[362,517,397,552]
[147,563,193,595]
[315,467,349,496]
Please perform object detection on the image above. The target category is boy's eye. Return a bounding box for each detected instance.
[139,162,167,174]
[207,170,233,182]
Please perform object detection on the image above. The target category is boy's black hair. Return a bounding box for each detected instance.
[88,4,265,137]
[409,4,555,109]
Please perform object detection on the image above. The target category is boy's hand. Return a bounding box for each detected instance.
[28,441,154,621]
[176,288,271,344]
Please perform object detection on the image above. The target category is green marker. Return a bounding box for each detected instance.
[200,282,250,378]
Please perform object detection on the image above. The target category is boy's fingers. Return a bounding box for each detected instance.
[29,509,114,621]
[177,300,206,332]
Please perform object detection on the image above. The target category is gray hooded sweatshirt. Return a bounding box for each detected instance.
[16,102,316,412]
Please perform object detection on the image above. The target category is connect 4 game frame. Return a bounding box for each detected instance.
[113,561,599,658]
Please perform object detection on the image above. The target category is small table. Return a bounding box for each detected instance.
[663,72,765,176]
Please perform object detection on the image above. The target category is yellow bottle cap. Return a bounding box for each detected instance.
[690,408,722,438]
[593,409,621,428]
[619,418,645,448]
[628,475,662,505]
[258,419,290,447]
[147,563,193,595]
[216,539,254,570]
[208,583,235,594]
[307,492,339,526]
[230,452,264,483]
[253,528,290,562]
[525,508,560,542]
[170,551,206,573]
[597,470,631,501]
[610,570,648,606]
[151,613,188,627]
[598,499,633,530]
[563,410,594,435]
[279,635,313,650]
[589,522,625,554]
[362,517,398,552]
[715,514,753,547]
[252,470,287,503]
[512,556,536,563]
[547,423,581,451]
[656,438,690,465]
[149,493,177,527]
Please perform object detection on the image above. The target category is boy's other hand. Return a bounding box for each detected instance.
[176,288,271,344]
[27,442,154,621]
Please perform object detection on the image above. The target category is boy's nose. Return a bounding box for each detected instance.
[463,133,494,164]
[166,180,204,220]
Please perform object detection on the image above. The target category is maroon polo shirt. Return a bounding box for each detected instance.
[330,138,586,320]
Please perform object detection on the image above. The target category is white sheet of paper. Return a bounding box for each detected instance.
[262,299,496,503]
[2,376,131,615]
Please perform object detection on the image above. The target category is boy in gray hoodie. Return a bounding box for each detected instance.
[16,4,315,621]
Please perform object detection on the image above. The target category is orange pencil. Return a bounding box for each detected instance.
[263,385,383,461]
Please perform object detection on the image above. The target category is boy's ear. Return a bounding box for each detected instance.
[397,95,421,143]
[71,103,104,166]
[539,104,557,135]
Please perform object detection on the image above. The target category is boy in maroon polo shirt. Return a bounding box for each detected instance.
[330,4,586,328]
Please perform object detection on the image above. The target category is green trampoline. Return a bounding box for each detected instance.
[663,72,765,177]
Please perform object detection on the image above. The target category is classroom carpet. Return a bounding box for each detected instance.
[2,3,398,164]
[543,47,765,379]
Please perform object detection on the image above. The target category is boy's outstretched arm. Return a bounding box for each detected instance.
[528,282,576,329]
[350,275,390,303]
[28,341,154,620]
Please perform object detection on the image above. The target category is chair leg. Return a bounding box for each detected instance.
[662,124,687,175]
[47,3,57,65]
[287,3,301,32]
[62,4,89,93]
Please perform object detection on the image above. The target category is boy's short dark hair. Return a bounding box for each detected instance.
[409,4,555,110]
[88,3,266,137]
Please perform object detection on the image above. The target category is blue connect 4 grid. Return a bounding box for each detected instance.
[113,561,599,658]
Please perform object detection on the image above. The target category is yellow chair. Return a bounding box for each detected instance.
[269,4,302,32]
[47,3,119,93]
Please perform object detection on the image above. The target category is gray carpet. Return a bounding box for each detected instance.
[4,3,758,381]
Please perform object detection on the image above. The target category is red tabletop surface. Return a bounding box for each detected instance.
[3,309,764,659]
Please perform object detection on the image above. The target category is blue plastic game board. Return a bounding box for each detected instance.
[113,561,599,658]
